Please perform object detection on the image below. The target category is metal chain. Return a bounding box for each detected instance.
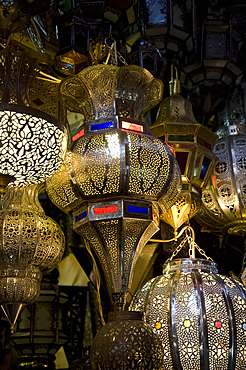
[166,226,214,262]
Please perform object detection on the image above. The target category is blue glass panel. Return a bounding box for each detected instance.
[200,156,211,180]
[75,211,87,223]
[127,205,149,215]
[91,121,114,131]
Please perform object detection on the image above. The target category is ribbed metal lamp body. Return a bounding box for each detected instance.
[196,124,246,235]
[130,258,246,370]
[90,311,164,370]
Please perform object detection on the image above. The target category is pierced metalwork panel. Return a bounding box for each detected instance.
[219,276,246,369]
[202,273,230,369]
[130,258,246,370]
[199,125,246,235]
[174,272,200,369]
[0,265,41,304]
[0,105,67,186]
[0,186,65,272]
[94,219,121,293]
[46,151,81,214]
[60,64,163,121]
[72,131,122,198]
[90,311,164,370]
[127,132,177,198]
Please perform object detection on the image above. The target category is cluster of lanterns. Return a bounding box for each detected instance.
[0,37,246,370]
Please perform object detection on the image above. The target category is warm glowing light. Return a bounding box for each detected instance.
[121,121,144,133]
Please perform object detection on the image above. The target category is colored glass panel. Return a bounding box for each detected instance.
[127,205,149,215]
[94,205,118,215]
[215,320,222,329]
[155,321,162,330]
[242,322,246,331]
[197,136,212,150]
[176,152,189,175]
[168,134,194,142]
[121,121,144,132]
[72,128,84,141]
[183,319,191,328]
[91,121,114,131]
[75,210,87,222]
[200,156,211,180]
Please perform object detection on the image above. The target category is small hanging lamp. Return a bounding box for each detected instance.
[150,66,218,235]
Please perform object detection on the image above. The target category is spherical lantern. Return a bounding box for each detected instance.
[196,123,246,235]
[0,184,65,324]
[130,257,246,369]
[90,311,164,370]
[46,64,182,308]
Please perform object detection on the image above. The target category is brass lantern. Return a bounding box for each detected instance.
[196,123,246,236]
[0,185,65,325]
[130,230,246,369]
[150,68,218,234]
[46,64,182,309]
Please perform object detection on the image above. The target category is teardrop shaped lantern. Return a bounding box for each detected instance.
[196,123,246,235]
[46,64,182,308]
[130,227,246,369]
[150,67,218,235]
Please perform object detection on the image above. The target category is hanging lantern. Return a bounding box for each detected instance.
[130,227,246,369]
[90,311,164,370]
[10,271,68,370]
[0,47,67,186]
[150,67,218,235]
[55,0,91,75]
[46,64,182,308]
[0,184,65,325]
[196,123,246,236]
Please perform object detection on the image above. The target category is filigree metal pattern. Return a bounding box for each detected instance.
[47,129,181,212]
[90,311,164,370]
[197,124,246,235]
[0,105,67,186]
[59,64,163,121]
[130,258,246,370]
[0,186,65,271]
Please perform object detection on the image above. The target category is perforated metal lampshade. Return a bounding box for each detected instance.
[0,47,67,186]
[90,311,164,370]
[46,64,182,307]
[0,185,65,324]
[150,74,218,233]
[196,123,246,235]
[130,258,246,370]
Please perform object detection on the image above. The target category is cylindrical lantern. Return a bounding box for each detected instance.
[196,123,246,235]
[90,311,164,370]
[131,257,246,369]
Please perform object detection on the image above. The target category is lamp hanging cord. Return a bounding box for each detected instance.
[84,239,105,326]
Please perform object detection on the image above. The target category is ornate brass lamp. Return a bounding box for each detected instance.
[46,64,182,309]
[130,226,246,369]
[0,185,65,326]
[150,68,218,235]
[196,123,246,236]
[0,45,67,324]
